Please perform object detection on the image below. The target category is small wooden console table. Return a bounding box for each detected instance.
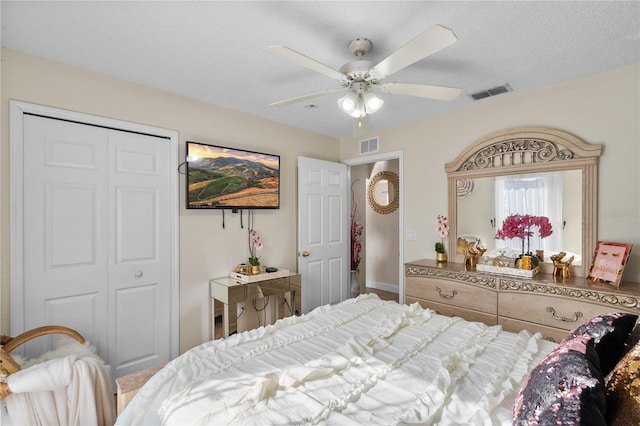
[210,271,301,339]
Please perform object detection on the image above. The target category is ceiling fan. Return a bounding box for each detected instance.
[267,25,462,128]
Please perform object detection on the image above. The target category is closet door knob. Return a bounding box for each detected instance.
[135,271,143,278]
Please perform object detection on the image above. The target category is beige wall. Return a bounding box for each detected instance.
[2,46,639,353]
[0,48,339,352]
[340,64,640,284]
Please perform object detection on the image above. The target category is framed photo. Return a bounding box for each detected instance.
[587,241,633,288]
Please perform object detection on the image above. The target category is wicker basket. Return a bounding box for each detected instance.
[0,325,85,399]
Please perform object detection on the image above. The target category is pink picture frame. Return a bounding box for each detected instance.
[587,241,633,288]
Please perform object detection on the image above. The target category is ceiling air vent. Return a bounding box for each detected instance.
[470,83,512,100]
[360,136,379,155]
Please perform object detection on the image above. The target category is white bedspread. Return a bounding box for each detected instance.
[116,294,556,425]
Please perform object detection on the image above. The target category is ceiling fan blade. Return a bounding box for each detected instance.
[380,82,462,101]
[267,45,347,81]
[370,25,457,79]
[270,88,347,107]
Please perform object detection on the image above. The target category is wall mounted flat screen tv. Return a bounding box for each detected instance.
[186,141,280,209]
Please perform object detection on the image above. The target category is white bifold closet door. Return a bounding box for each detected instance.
[21,114,172,380]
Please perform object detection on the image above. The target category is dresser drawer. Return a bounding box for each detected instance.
[499,292,626,332]
[499,317,568,343]
[407,296,498,325]
[406,276,497,315]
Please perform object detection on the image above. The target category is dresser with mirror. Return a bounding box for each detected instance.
[406,127,640,341]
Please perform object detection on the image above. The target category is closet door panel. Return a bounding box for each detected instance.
[115,284,160,367]
[22,115,109,357]
[107,130,172,379]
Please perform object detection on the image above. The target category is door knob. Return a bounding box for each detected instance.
[301,251,310,257]
[135,271,143,278]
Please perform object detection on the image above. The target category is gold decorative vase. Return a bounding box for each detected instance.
[436,252,448,263]
[251,265,260,275]
[519,255,533,270]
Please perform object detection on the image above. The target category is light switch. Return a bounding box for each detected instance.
[407,229,417,241]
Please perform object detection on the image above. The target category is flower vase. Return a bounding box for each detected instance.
[350,270,360,298]
[519,255,533,270]
[436,252,447,263]
[251,265,260,275]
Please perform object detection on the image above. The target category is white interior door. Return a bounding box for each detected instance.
[16,112,174,378]
[297,156,349,313]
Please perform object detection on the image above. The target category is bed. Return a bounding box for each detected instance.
[115,294,639,425]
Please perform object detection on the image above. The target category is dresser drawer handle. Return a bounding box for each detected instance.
[546,306,583,323]
[436,287,457,299]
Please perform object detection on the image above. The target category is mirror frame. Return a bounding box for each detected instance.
[368,171,399,214]
[445,127,602,277]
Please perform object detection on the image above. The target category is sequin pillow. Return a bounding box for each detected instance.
[563,312,638,376]
[605,340,640,425]
[513,335,606,426]
[622,322,640,354]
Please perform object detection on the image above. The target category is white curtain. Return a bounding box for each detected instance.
[494,172,563,254]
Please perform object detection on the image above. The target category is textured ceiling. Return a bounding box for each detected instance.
[2,1,639,139]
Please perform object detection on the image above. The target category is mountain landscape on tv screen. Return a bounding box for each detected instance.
[188,156,279,208]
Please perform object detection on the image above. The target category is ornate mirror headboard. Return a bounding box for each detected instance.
[445,127,603,277]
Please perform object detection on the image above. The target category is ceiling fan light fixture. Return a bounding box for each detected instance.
[337,91,358,112]
[363,91,383,113]
[348,98,366,118]
[339,89,383,118]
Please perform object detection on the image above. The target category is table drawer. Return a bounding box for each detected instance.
[406,276,497,315]
[406,296,497,326]
[498,292,626,332]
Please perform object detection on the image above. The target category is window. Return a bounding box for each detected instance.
[494,172,563,253]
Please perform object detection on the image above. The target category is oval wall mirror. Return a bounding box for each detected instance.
[368,171,399,214]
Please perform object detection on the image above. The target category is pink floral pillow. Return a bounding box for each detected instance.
[513,335,606,426]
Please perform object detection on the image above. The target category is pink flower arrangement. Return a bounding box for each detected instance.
[435,215,449,253]
[436,215,449,238]
[351,180,364,271]
[495,214,553,255]
[351,217,364,271]
[248,229,263,266]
